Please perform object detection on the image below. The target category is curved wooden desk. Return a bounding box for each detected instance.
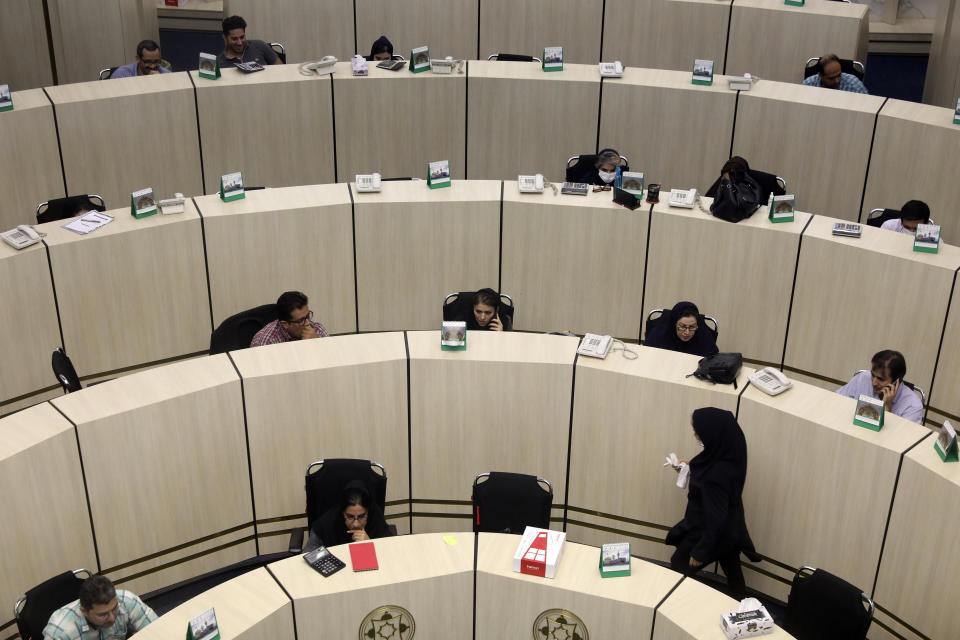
[0,331,948,640]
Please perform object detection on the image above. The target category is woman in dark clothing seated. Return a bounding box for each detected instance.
[366,35,394,61]
[305,481,391,550]
[644,301,718,357]
[576,148,624,186]
[463,288,511,331]
[666,408,761,599]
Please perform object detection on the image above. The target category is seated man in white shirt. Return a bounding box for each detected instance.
[836,349,923,423]
[880,200,930,235]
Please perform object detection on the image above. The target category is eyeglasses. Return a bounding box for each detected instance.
[284,310,314,325]
[676,324,698,334]
[89,603,120,621]
[344,512,368,523]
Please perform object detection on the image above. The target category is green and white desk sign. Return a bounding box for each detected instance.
[935,420,959,462]
[220,171,245,201]
[0,84,12,112]
[914,223,941,253]
[768,194,795,223]
[130,187,157,219]
[853,394,884,431]
[954,98,960,125]
[441,321,466,350]
[543,47,563,72]
[411,46,430,73]
[599,542,631,578]
[428,160,451,189]
[198,52,220,79]
[692,59,713,85]
[186,607,219,640]
[785,0,804,6]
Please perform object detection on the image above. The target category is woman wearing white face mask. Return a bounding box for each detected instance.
[590,148,624,186]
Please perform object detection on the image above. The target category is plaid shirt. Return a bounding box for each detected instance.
[802,72,868,94]
[43,590,156,640]
[250,318,329,347]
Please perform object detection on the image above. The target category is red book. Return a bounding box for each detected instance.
[349,541,379,571]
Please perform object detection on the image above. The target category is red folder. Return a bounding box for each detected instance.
[349,542,379,571]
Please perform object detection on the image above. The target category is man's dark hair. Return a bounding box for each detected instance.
[277,291,309,322]
[872,349,907,382]
[136,40,160,59]
[78,576,116,610]
[900,200,930,222]
[222,15,247,35]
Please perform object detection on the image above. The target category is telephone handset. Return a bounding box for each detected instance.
[298,56,338,76]
[355,173,382,192]
[577,333,612,359]
[748,367,793,396]
[1,224,42,250]
[518,174,545,193]
[599,61,624,77]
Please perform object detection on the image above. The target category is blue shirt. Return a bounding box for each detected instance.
[110,62,171,78]
[836,370,923,423]
[802,72,868,94]
[43,590,156,640]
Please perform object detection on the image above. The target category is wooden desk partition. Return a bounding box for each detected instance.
[567,347,748,561]
[44,73,202,210]
[41,200,210,378]
[726,0,868,83]
[598,68,737,192]
[268,532,474,639]
[223,0,355,62]
[466,61,600,182]
[192,67,336,193]
[500,183,649,338]
[928,290,960,422]
[783,216,960,392]
[738,385,929,602]
[194,184,356,331]
[0,89,64,230]
[408,331,577,532]
[732,81,883,222]
[50,356,253,596]
[644,200,811,364]
[332,63,466,182]
[0,404,97,619]
[353,180,501,331]
[602,0,732,73]
[355,0,479,62]
[228,332,410,552]
[863,98,960,241]
[0,0,53,91]
[478,0,603,64]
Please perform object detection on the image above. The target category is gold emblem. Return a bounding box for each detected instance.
[533,609,588,640]
[359,605,415,640]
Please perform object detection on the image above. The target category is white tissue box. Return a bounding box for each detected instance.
[720,606,774,639]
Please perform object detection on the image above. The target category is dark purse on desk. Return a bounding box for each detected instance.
[710,173,762,223]
[689,353,743,386]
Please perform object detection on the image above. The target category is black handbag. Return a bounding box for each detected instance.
[710,174,762,223]
[689,352,743,386]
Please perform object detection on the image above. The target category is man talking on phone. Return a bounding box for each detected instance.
[836,350,922,423]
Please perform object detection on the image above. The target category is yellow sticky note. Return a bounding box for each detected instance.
[442,535,458,546]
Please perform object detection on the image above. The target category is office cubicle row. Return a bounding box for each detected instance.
[0,332,946,640]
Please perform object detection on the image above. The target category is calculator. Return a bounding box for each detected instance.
[303,546,346,577]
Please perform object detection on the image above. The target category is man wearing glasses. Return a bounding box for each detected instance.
[250,291,329,347]
[43,575,155,640]
[802,53,868,94]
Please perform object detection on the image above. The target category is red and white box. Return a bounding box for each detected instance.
[165,0,189,6]
[512,526,566,578]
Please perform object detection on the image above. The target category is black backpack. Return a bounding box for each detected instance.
[690,353,743,386]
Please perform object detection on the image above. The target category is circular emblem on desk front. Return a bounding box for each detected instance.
[359,605,415,640]
[533,609,588,640]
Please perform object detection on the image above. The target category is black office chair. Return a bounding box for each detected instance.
[52,348,82,393]
[288,458,394,552]
[641,309,718,344]
[269,42,287,63]
[565,154,629,184]
[472,471,553,534]
[853,370,925,406]
[209,303,279,354]
[804,57,865,82]
[704,170,785,206]
[783,566,874,640]
[488,53,542,63]
[442,291,515,331]
[15,569,93,640]
[98,67,118,80]
[36,195,106,224]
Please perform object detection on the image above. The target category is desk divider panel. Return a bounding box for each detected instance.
[50,355,254,596]
[478,0,603,65]
[355,0,480,63]
[926,276,960,422]
[566,348,747,562]
[228,332,410,553]
[194,184,355,332]
[0,0,53,90]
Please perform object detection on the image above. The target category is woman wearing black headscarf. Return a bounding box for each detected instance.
[666,408,761,599]
[305,481,392,550]
[644,301,719,358]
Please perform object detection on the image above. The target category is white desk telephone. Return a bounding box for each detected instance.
[299,56,337,76]
[599,61,624,77]
[577,333,612,359]
[1,225,42,250]
[748,367,793,396]
[518,174,545,193]
[669,188,697,208]
[355,173,381,192]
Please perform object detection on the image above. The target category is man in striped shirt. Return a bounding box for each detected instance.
[251,290,329,347]
[43,575,156,640]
